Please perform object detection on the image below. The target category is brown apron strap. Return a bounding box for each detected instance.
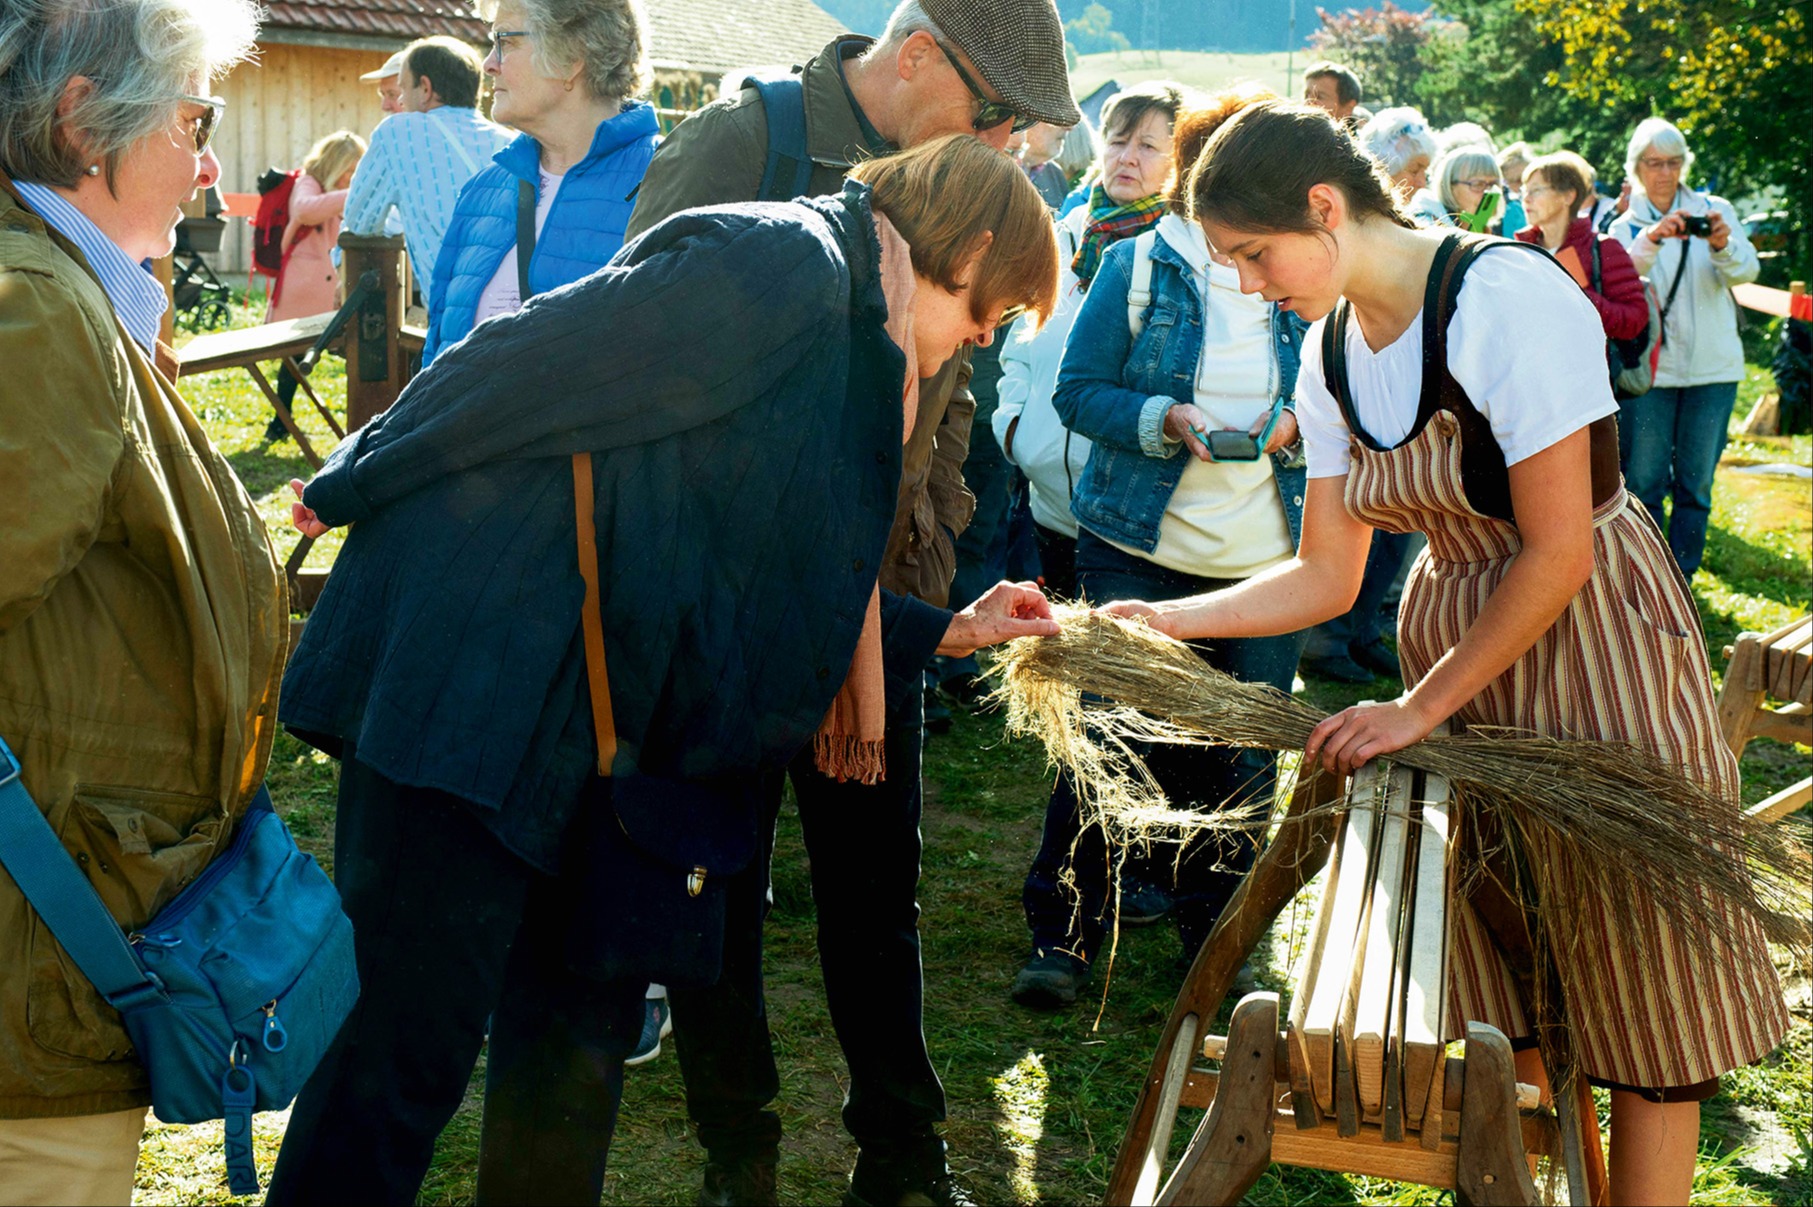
[572,451,616,776]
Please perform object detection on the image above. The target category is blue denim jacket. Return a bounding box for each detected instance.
[1052,231,1309,556]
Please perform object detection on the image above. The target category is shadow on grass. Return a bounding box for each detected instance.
[227,444,320,499]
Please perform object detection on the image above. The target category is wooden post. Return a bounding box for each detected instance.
[336,232,409,432]
[152,254,175,348]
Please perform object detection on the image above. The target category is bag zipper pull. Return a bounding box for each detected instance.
[261,1000,289,1052]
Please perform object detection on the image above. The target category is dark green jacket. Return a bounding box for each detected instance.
[628,36,976,607]
[0,181,286,1118]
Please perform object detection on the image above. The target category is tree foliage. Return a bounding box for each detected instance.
[1309,3,1445,108]
[1063,2,1130,56]
[1513,0,1809,275]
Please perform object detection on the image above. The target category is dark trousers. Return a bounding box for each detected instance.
[1033,522,1078,600]
[266,755,646,1207]
[670,690,945,1160]
[1302,527,1415,658]
[1023,531,1306,961]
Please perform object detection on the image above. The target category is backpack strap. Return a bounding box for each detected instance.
[1125,229,1158,339]
[751,76,815,203]
[1432,233,1621,522]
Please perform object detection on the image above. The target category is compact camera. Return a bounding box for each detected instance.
[1682,214,1713,237]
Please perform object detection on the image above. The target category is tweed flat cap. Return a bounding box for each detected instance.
[922,0,1081,129]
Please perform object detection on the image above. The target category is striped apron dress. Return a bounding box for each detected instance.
[1327,237,1788,1090]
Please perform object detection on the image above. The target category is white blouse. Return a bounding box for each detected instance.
[1296,246,1619,479]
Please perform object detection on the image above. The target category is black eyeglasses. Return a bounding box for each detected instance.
[178,94,225,154]
[488,29,532,58]
[932,40,1035,133]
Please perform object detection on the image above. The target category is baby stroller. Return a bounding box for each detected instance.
[173,186,233,330]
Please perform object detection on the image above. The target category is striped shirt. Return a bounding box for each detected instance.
[343,106,511,306]
[13,181,169,353]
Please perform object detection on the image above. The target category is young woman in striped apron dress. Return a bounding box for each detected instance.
[1100,100,1788,1205]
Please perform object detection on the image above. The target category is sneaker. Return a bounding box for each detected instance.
[263,415,291,443]
[1300,651,1376,684]
[844,1145,975,1207]
[625,993,672,1067]
[1350,638,1401,678]
[1010,950,1089,1010]
[698,1153,779,1207]
[1118,879,1173,927]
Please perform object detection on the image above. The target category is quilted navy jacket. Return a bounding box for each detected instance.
[422,100,660,364]
[282,183,947,869]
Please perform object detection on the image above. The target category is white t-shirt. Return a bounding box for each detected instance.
[1296,245,1618,480]
[1107,215,1294,579]
[472,168,566,325]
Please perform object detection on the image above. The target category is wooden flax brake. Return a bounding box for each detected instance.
[1109,732,1609,1207]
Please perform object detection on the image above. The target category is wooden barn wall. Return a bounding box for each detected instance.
[211,41,395,276]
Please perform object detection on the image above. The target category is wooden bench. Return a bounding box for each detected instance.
[1111,756,1606,1206]
[1717,616,1813,823]
[177,311,343,468]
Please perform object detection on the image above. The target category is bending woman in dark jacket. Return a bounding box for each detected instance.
[265,135,1060,1206]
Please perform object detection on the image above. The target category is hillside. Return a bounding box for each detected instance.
[1068,49,1302,103]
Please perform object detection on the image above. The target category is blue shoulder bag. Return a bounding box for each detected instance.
[0,735,357,1195]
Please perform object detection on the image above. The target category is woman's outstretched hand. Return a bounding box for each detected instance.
[1303,696,1436,775]
[1098,599,1172,637]
[290,479,330,538]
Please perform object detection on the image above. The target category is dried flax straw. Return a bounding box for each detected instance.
[993,608,1813,973]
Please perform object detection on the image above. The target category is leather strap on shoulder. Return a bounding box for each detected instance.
[572,453,616,776]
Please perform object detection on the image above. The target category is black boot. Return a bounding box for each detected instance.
[698,1150,779,1207]
[844,1139,975,1207]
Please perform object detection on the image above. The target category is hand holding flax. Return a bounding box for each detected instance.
[937,580,1060,657]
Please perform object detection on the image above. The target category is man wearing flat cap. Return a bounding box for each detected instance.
[626,2,1076,1205]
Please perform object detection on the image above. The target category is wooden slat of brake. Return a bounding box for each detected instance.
[1383,782,1421,1143]
[1767,620,1812,703]
[1352,762,1411,1120]
[1302,769,1379,1121]
[1407,776,1452,1149]
[1285,786,1347,1129]
[1334,767,1388,1136]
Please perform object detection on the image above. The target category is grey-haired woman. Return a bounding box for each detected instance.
[0,0,279,1201]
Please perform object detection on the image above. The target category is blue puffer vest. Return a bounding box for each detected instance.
[423,100,661,363]
[1053,230,1310,555]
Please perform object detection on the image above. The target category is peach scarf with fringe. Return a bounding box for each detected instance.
[812,213,919,784]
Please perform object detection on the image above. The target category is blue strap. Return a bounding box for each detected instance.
[0,738,162,1010]
[221,1061,259,1195]
[751,76,814,203]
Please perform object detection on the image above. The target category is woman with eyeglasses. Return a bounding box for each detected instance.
[0,0,283,1201]
[419,0,659,364]
[1608,116,1760,577]
[1515,152,1647,346]
[1011,89,1312,1011]
[1409,144,1501,231]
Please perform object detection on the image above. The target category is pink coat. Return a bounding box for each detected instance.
[265,174,347,322]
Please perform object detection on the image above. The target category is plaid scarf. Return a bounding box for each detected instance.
[1071,185,1168,289]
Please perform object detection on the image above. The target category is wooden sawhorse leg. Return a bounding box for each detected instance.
[281,355,345,440]
[244,360,322,469]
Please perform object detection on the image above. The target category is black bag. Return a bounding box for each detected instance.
[563,772,759,987]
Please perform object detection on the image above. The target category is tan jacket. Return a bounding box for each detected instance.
[626,37,976,606]
[0,181,287,1118]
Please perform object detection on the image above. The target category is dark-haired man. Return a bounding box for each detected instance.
[626,2,1077,1204]
[1302,59,1363,127]
[343,35,508,306]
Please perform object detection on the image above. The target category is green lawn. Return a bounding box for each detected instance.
[1067,50,1305,104]
[140,312,1811,1204]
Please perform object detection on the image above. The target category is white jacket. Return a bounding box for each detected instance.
[995,205,1093,536]
[1611,185,1759,388]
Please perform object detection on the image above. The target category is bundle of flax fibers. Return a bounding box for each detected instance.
[994,606,1813,1097]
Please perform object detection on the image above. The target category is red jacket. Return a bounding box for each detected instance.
[1516,217,1648,341]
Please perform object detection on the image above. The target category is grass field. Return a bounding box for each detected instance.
[1067,50,1304,104]
[136,300,1811,1205]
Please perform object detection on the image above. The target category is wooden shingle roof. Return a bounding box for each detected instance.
[261,0,849,75]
